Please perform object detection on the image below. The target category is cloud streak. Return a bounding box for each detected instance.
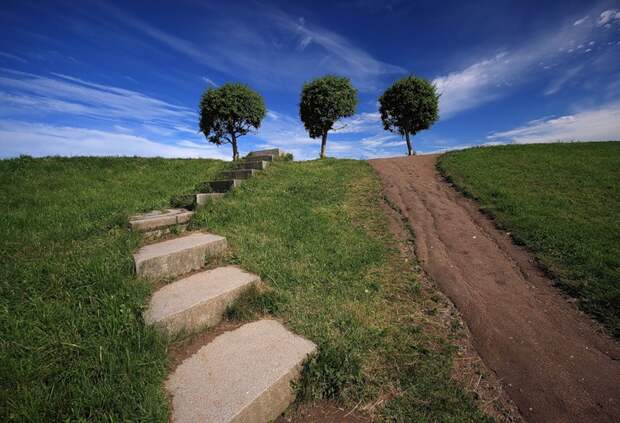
[432,5,618,118]
[0,120,230,159]
[0,69,194,125]
[488,102,620,143]
[96,2,403,91]
[267,9,405,85]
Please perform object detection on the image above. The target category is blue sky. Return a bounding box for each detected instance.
[1,0,619,160]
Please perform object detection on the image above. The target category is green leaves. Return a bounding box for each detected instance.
[198,83,266,151]
[379,76,439,137]
[299,75,358,139]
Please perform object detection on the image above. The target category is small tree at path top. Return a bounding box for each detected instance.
[199,83,266,161]
[379,76,439,156]
[299,75,357,159]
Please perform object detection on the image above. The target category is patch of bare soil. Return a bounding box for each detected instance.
[369,155,620,423]
[381,196,522,422]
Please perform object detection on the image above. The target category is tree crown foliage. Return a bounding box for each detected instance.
[379,76,439,136]
[299,75,358,139]
[199,83,266,144]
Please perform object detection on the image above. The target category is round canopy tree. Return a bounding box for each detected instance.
[379,76,439,156]
[299,75,357,159]
[199,83,266,161]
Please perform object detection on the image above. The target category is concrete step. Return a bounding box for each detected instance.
[129,209,194,232]
[195,192,225,208]
[133,232,227,282]
[244,154,274,163]
[232,160,269,171]
[248,148,281,158]
[218,169,259,180]
[196,179,243,193]
[166,320,317,423]
[144,266,259,335]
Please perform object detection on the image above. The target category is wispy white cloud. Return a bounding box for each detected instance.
[0,120,230,159]
[297,35,313,50]
[334,112,381,133]
[97,2,403,91]
[574,16,589,26]
[433,52,511,118]
[488,102,620,143]
[597,9,620,27]
[93,1,221,69]
[433,5,618,118]
[360,133,404,148]
[0,69,194,124]
[544,65,583,95]
[201,76,217,87]
[266,9,405,86]
[0,51,27,63]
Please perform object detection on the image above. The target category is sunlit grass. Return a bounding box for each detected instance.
[0,156,227,422]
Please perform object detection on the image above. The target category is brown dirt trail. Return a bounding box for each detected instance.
[369,155,620,423]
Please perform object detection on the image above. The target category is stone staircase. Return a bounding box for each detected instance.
[129,149,316,423]
[161,149,280,212]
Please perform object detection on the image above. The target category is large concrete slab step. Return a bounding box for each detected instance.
[196,179,243,193]
[167,320,317,423]
[133,232,227,282]
[144,266,259,335]
[244,154,273,163]
[248,148,281,158]
[218,169,259,180]
[129,209,194,232]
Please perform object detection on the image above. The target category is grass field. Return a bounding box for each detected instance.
[1,155,488,421]
[0,156,228,421]
[438,142,620,337]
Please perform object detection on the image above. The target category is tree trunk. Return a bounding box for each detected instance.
[405,132,415,156]
[231,135,239,161]
[320,132,328,159]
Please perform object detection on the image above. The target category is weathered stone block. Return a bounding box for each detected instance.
[166,320,316,423]
[144,266,259,335]
[129,209,194,232]
[133,232,227,282]
[248,148,281,158]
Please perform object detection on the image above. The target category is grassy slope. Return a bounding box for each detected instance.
[438,142,620,336]
[0,156,228,421]
[193,159,488,421]
[1,155,488,422]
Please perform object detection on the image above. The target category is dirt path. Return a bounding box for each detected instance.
[369,155,620,423]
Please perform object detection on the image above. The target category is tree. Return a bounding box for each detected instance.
[379,76,439,156]
[199,83,266,161]
[299,75,357,159]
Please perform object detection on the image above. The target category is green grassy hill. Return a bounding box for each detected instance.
[0,156,228,421]
[438,142,620,337]
[1,156,488,422]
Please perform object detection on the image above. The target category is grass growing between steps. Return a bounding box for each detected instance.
[192,159,491,421]
[438,142,620,337]
[0,156,228,422]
